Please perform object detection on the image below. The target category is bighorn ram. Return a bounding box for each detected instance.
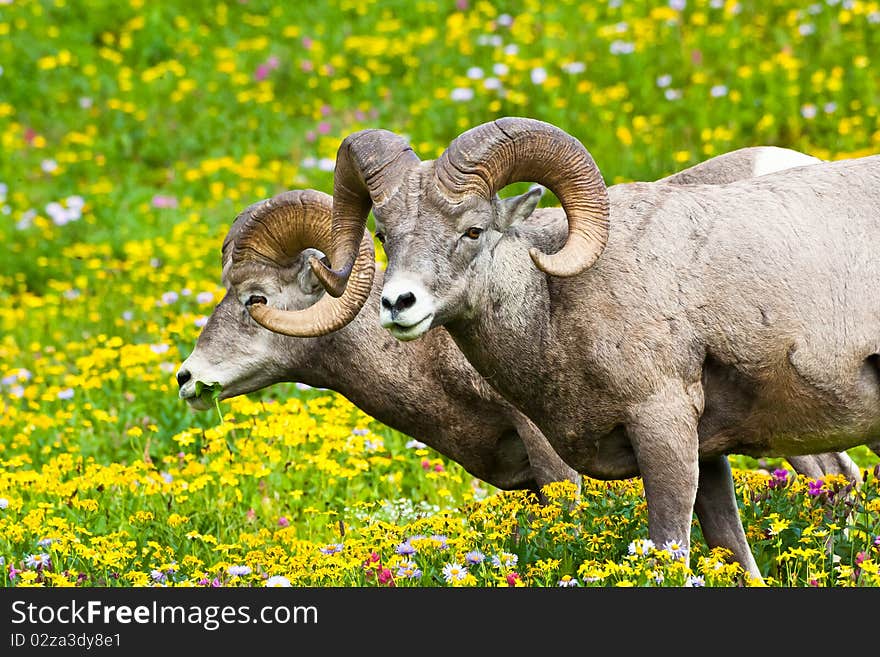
[177,150,861,505]
[298,117,879,580]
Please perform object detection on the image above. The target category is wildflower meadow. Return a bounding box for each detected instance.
[1,0,879,588]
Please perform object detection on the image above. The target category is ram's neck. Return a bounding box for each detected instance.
[285,275,468,440]
[446,237,559,422]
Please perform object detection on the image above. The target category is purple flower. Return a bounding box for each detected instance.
[768,468,790,489]
[319,543,344,555]
[873,535,880,548]
[253,64,269,81]
[57,388,74,400]
[196,291,214,304]
[662,539,687,560]
[396,560,422,579]
[491,552,518,569]
[277,516,289,527]
[807,479,824,497]
[395,541,416,556]
[464,550,485,565]
[26,553,51,570]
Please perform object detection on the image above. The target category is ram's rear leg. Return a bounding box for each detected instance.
[786,452,862,484]
[694,455,763,582]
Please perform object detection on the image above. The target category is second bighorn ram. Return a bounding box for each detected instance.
[285,118,879,580]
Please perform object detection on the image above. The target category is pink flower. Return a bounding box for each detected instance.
[300,60,313,72]
[266,55,280,70]
[456,0,468,10]
[421,459,431,470]
[506,572,520,586]
[246,508,256,521]
[151,195,178,209]
[278,516,289,527]
[302,36,313,50]
[254,64,269,81]
[317,121,331,135]
[433,463,445,472]
[377,568,394,586]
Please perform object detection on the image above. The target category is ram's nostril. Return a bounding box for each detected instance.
[176,370,192,387]
[395,292,416,312]
[381,296,393,310]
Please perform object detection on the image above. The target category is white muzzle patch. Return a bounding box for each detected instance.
[379,274,436,341]
[176,353,226,411]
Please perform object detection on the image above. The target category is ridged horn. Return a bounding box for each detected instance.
[230,189,374,337]
[435,117,609,277]
[314,129,420,296]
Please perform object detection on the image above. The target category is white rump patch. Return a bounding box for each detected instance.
[752,147,821,177]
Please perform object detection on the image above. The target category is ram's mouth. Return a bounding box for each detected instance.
[386,314,433,341]
[181,381,223,411]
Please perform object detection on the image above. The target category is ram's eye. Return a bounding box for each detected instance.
[375,231,385,244]
[464,227,483,240]
[245,295,267,307]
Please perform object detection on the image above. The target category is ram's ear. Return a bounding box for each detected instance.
[296,249,330,296]
[493,186,544,231]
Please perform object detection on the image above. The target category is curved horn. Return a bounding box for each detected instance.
[314,129,421,296]
[435,117,609,277]
[231,189,375,337]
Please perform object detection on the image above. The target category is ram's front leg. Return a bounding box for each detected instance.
[694,455,763,582]
[626,382,702,564]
